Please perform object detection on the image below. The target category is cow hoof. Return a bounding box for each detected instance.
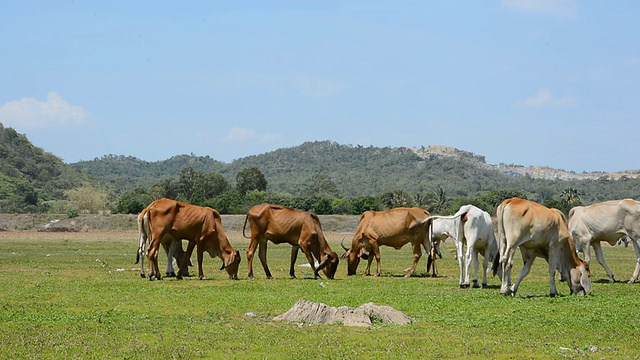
[431,274,437,278]
[549,292,557,297]
[140,273,146,279]
[472,281,480,288]
[248,274,255,280]
[460,284,469,289]
[290,275,297,280]
[199,276,205,280]
[627,279,635,284]
[374,273,381,277]
[267,276,274,280]
[165,272,176,278]
[481,283,488,289]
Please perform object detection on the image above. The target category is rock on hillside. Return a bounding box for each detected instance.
[407,145,640,181]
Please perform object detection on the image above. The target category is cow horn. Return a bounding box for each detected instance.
[340,237,348,251]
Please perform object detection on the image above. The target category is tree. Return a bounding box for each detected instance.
[117,187,153,214]
[302,173,340,198]
[560,187,582,207]
[65,185,110,214]
[380,189,415,209]
[236,167,267,195]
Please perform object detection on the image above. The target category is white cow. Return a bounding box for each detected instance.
[497,197,591,297]
[136,209,192,278]
[427,205,499,288]
[569,199,640,284]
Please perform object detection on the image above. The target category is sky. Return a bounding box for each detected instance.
[1,1,639,173]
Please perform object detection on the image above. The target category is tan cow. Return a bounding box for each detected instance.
[138,198,241,281]
[341,207,432,277]
[136,207,192,278]
[569,199,640,283]
[497,197,591,296]
[242,204,339,280]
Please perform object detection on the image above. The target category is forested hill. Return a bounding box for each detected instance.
[70,141,511,198]
[65,139,640,205]
[0,124,86,212]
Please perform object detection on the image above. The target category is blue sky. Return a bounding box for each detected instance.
[1,1,639,172]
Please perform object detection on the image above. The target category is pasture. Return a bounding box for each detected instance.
[1,229,640,359]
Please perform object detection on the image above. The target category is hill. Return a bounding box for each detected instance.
[3,119,640,215]
[69,140,640,204]
[0,124,86,212]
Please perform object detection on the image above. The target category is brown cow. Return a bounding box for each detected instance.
[341,207,432,277]
[242,203,339,280]
[497,197,591,296]
[139,198,240,281]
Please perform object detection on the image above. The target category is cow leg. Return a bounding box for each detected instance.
[163,242,176,278]
[177,241,196,280]
[246,236,260,279]
[196,244,205,280]
[147,240,161,281]
[363,251,374,276]
[456,239,466,287]
[628,238,640,284]
[500,245,518,296]
[300,244,322,280]
[404,242,422,278]
[465,241,477,288]
[512,249,536,297]
[592,242,616,282]
[481,249,489,288]
[470,247,480,288]
[289,245,299,279]
[373,245,383,277]
[258,241,273,279]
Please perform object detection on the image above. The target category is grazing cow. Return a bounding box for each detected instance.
[138,198,241,281]
[569,199,640,283]
[136,208,192,278]
[427,205,499,288]
[341,207,432,277]
[497,197,591,296]
[242,204,339,280]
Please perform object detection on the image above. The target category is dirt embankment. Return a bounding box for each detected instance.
[0,214,361,233]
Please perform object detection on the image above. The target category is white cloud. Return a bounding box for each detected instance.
[523,89,577,108]
[225,127,282,143]
[0,92,91,130]
[503,0,577,18]
[225,127,258,142]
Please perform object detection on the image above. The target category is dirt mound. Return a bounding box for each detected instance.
[272,300,412,327]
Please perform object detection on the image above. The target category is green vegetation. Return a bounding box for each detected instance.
[1,231,640,359]
[3,123,640,215]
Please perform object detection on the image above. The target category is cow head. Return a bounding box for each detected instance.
[341,238,366,276]
[220,250,241,280]
[569,263,591,296]
[319,251,339,279]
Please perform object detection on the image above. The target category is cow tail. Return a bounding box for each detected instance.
[136,210,146,264]
[494,201,508,277]
[242,214,251,239]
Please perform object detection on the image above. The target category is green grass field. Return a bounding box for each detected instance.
[1,231,640,359]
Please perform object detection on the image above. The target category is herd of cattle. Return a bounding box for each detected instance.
[135,197,640,296]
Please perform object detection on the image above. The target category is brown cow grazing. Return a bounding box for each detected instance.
[497,197,591,297]
[341,207,432,277]
[138,198,241,281]
[242,204,339,280]
[136,207,192,278]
